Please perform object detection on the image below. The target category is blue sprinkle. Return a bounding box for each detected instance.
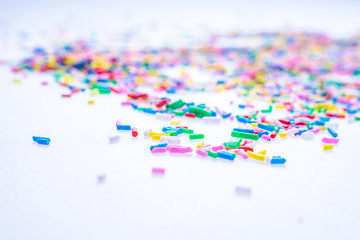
[238,104,245,109]
[117,125,131,130]
[217,151,235,161]
[320,116,330,122]
[142,108,157,114]
[271,156,286,164]
[131,103,138,109]
[347,108,357,114]
[33,136,51,145]
[221,113,231,119]
[257,123,275,131]
[150,143,168,151]
[314,120,325,126]
[297,129,308,136]
[327,127,338,138]
[233,128,254,134]
[236,116,248,123]
[162,127,182,134]
[258,131,269,137]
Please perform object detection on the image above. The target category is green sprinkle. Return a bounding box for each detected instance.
[206,150,218,158]
[165,131,177,136]
[189,134,204,140]
[261,105,272,113]
[188,107,211,117]
[171,110,185,116]
[181,128,194,134]
[167,99,186,109]
[231,131,259,140]
[355,117,360,121]
[223,139,242,149]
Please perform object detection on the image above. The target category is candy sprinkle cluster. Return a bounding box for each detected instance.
[16,32,360,164]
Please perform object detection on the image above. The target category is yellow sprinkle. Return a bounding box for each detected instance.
[275,104,285,109]
[251,123,258,127]
[149,132,170,138]
[248,151,266,161]
[90,89,99,96]
[13,79,21,83]
[323,144,333,151]
[170,118,181,126]
[151,135,161,140]
[197,141,205,149]
[279,132,288,138]
[88,100,95,104]
[257,150,267,155]
[318,126,326,131]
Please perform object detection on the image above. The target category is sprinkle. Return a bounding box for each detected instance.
[236,149,249,159]
[170,118,181,126]
[231,131,259,140]
[181,128,194,134]
[247,151,266,161]
[205,150,218,158]
[196,149,208,157]
[197,141,205,149]
[97,175,106,184]
[323,144,334,151]
[155,113,172,121]
[261,135,271,141]
[117,125,131,130]
[152,168,165,175]
[151,147,167,153]
[218,151,236,161]
[33,136,50,145]
[235,186,252,196]
[257,150,267,155]
[321,138,339,144]
[203,116,221,124]
[271,156,286,164]
[211,145,225,152]
[167,146,193,153]
[327,127,338,138]
[257,123,275,132]
[150,143,168,151]
[189,134,204,140]
[279,132,288,138]
[108,136,120,143]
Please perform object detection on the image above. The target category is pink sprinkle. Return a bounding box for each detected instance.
[245,104,254,108]
[166,144,182,151]
[212,145,225,152]
[200,144,212,149]
[152,147,167,153]
[196,149,208,157]
[261,116,266,122]
[168,146,193,153]
[121,101,132,106]
[236,149,249,159]
[229,115,235,121]
[116,120,121,126]
[311,128,320,134]
[261,135,271,141]
[322,137,339,144]
[152,168,165,175]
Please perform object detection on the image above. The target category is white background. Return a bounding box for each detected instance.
[1,1,360,239]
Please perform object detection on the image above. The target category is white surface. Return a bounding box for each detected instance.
[1,1,360,240]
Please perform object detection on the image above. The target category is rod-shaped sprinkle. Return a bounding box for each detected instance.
[231,131,259,140]
[322,138,339,144]
[189,134,204,140]
[247,151,266,161]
